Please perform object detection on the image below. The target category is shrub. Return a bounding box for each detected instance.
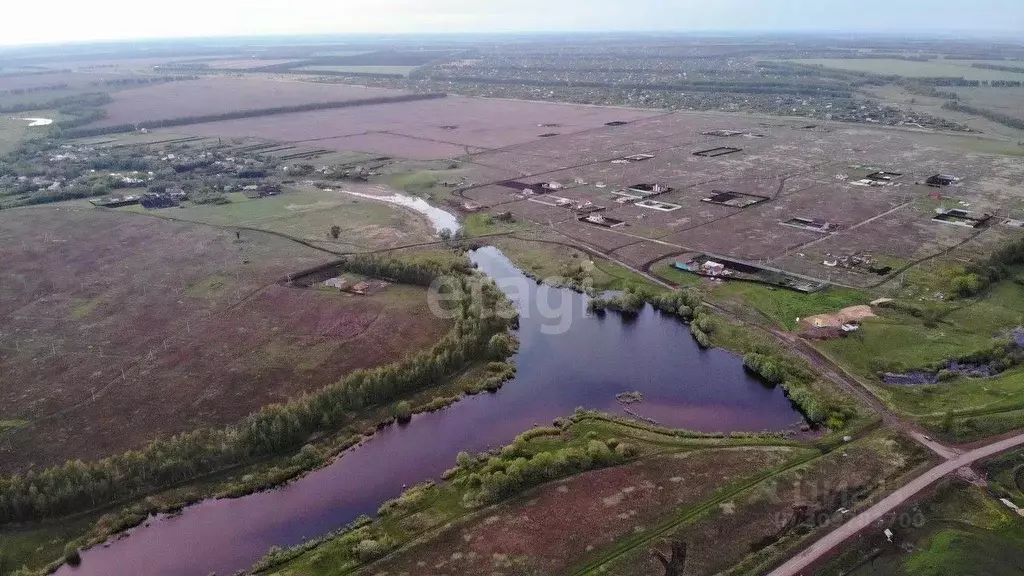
[355,538,389,562]
[393,401,413,424]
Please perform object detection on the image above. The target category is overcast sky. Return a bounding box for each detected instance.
[4,0,1023,46]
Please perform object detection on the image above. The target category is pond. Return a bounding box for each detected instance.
[56,247,803,576]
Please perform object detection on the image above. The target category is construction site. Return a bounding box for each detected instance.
[451,110,1024,290]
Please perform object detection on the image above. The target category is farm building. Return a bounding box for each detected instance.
[932,208,992,228]
[89,195,140,208]
[926,173,960,187]
[580,214,624,228]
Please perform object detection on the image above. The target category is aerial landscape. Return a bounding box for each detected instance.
[1,1,1024,575]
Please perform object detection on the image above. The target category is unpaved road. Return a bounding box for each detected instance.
[767,432,1024,576]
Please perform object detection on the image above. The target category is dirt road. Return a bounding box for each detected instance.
[767,432,1024,576]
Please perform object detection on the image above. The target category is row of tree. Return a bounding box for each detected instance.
[0,259,516,525]
[942,101,1024,131]
[971,63,1024,74]
[455,437,635,507]
[428,75,854,98]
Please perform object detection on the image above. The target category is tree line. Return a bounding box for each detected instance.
[971,63,1024,74]
[589,287,712,346]
[0,257,516,525]
[942,101,1024,131]
[425,74,854,98]
[447,429,636,508]
[741,352,855,429]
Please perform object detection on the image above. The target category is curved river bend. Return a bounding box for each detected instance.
[58,247,803,576]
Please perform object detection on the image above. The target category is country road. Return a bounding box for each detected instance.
[478,227,1018,575]
[767,432,1024,576]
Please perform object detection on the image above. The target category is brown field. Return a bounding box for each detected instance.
[204,59,305,70]
[358,446,803,576]
[162,95,663,155]
[451,113,1024,288]
[0,206,449,473]
[91,77,410,127]
[586,431,932,576]
[0,71,122,92]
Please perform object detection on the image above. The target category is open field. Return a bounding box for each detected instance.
[297,65,419,77]
[0,112,56,153]
[118,186,438,252]
[789,59,1024,82]
[204,59,306,70]
[819,477,1024,576]
[811,270,1024,439]
[90,77,410,127]
[952,86,1024,121]
[355,448,803,576]
[161,95,662,157]
[0,205,449,473]
[585,431,931,576]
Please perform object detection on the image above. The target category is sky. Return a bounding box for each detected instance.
[3,0,1022,47]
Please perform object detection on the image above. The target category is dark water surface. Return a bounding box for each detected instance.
[57,247,802,576]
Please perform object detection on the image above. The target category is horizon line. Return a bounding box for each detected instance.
[3,28,1023,51]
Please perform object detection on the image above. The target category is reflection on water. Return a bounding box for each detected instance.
[56,247,802,576]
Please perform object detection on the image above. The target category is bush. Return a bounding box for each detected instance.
[393,400,413,424]
[355,538,388,562]
[951,273,983,298]
[63,545,81,566]
[743,353,786,385]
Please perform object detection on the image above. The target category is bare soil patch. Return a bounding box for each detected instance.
[802,305,876,329]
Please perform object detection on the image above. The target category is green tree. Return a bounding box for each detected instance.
[393,401,413,424]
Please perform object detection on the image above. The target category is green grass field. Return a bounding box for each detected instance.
[709,282,871,330]
[118,187,436,251]
[0,112,56,154]
[488,235,659,292]
[653,263,705,287]
[790,58,1024,81]
[814,273,1024,439]
[826,479,1024,576]
[951,86,1024,120]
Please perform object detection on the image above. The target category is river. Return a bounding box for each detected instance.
[56,216,803,576]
